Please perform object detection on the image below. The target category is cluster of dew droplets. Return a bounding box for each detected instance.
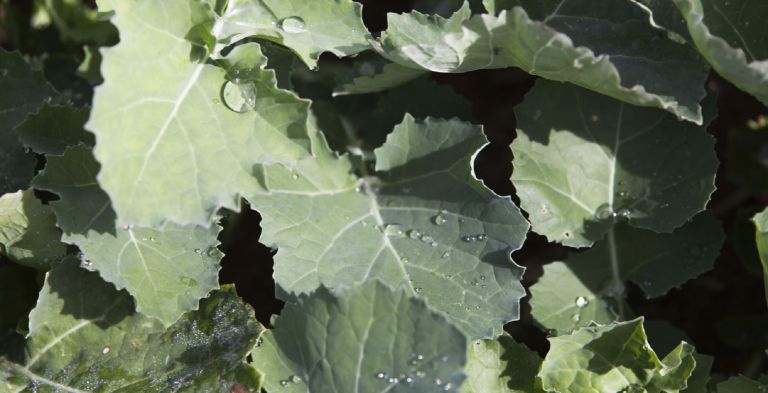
[279,375,302,387]
[373,353,456,391]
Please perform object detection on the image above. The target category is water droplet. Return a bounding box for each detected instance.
[416,371,426,378]
[408,229,422,240]
[617,208,631,219]
[414,287,423,293]
[441,251,451,259]
[435,378,443,386]
[376,372,387,379]
[102,346,111,354]
[595,203,614,220]
[480,275,486,281]
[254,337,264,347]
[355,186,362,193]
[476,234,487,241]
[443,382,454,391]
[280,16,306,33]
[280,380,289,387]
[292,173,299,180]
[433,214,446,226]
[572,313,581,322]
[401,256,409,263]
[421,234,434,243]
[194,248,202,255]
[206,247,219,257]
[575,296,588,308]
[222,80,257,113]
[462,235,476,242]
[289,375,301,383]
[384,224,405,238]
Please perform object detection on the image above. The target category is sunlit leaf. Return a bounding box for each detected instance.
[0,189,65,270]
[461,335,545,393]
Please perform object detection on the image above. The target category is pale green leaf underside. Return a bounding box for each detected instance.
[530,212,724,335]
[540,318,696,393]
[0,259,262,393]
[216,0,371,68]
[90,0,311,227]
[0,189,65,270]
[461,335,544,393]
[375,0,708,123]
[674,0,768,107]
[0,50,56,195]
[754,208,768,304]
[511,80,717,248]
[248,115,529,339]
[251,282,467,393]
[33,146,221,326]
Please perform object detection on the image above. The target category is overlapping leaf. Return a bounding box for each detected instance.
[34,146,222,326]
[89,0,312,227]
[754,207,768,304]
[0,50,57,195]
[511,80,718,247]
[0,259,263,393]
[333,58,427,96]
[214,0,371,68]
[530,212,724,335]
[251,281,467,392]
[674,0,768,106]
[0,189,65,270]
[539,318,697,393]
[16,104,94,155]
[461,335,544,393]
[39,0,118,46]
[374,0,709,123]
[248,115,529,338]
[718,376,768,393]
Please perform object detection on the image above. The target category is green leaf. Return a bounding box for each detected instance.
[15,104,94,155]
[717,376,768,393]
[674,0,768,107]
[1,259,263,393]
[333,59,428,96]
[89,0,312,227]
[250,281,468,392]
[40,0,118,46]
[461,335,545,393]
[248,115,529,338]
[375,0,709,123]
[683,354,713,393]
[0,50,57,196]
[33,146,222,326]
[215,0,371,68]
[0,189,65,270]
[539,318,697,393]
[753,207,768,304]
[530,212,724,335]
[511,80,718,247]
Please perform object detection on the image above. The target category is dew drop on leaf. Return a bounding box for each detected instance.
[617,208,631,219]
[384,224,405,238]
[594,203,614,220]
[432,214,446,225]
[575,296,588,307]
[408,229,422,239]
[289,375,301,383]
[280,16,307,34]
[572,313,581,322]
[441,250,451,259]
[222,80,257,113]
[376,372,387,379]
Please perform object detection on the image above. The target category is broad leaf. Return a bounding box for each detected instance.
[215,0,371,68]
[461,335,545,393]
[754,207,768,304]
[15,104,94,155]
[718,376,768,393]
[334,59,427,96]
[530,212,724,335]
[0,189,65,270]
[34,146,222,326]
[511,80,718,247]
[0,259,263,393]
[251,282,467,392]
[674,0,768,106]
[0,50,56,195]
[539,318,697,393]
[248,115,529,338]
[39,0,118,46]
[89,0,312,227]
[375,0,709,123]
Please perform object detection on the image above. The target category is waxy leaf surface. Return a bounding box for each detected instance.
[0,260,262,393]
[0,189,65,270]
[754,207,768,304]
[34,146,222,326]
[461,335,544,393]
[375,0,708,123]
[248,115,529,338]
[511,80,717,247]
[89,1,311,227]
[251,282,467,393]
